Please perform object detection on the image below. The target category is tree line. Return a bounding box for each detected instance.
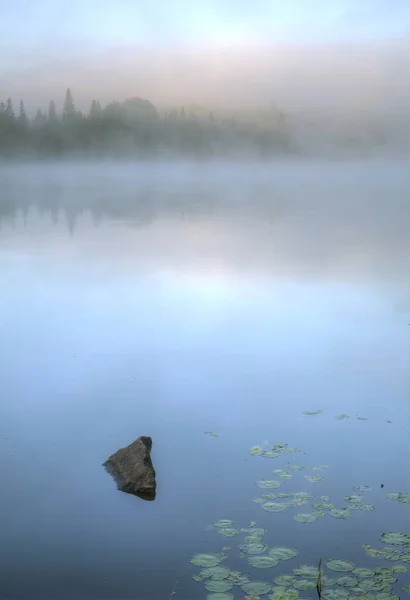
[0,88,290,158]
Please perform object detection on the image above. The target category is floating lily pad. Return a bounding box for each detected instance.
[345,495,364,503]
[249,446,263,456]
[392,565,407,573]
[357,504,375,512]
[381,532,410,546]
[248,555,279,568]
[226,571,250,585]
[293,579,317,590]
[312,465,329,471]
[214,520,233,528]
[261,450,282,458]
[241,542,268,555]
[288,465,304,470]
[320,496,332,502]
[274,575,297,586]
[336,576,358,587]
[326,560,355,573]
[293,492,314,500]
[293,513,317,523]
[190,553,224,567]
[376,594,399,600]
[221,547,231,552]
[329,508,351,519]
[273,469,294,480]
[321,589,349,600]
[252,498,266,504]
[335,414,350,420]
[262,502,289,512]
[268,547,298,561]
[199,566,232,580]
[402,585,410,592]
[256,480,281,489]
[303,410,323,415]
[205,580,233,593]
[362,545,385,558]
[242,581,272,595]
[356,417,367,421]
[205,431,220,437]
[387,492,410,504]
[353,569,376,578]
[322,577,336,587]
[305,475,326,482]
[293,565,318,578]
[353,486,372,493]
[218,528,240,537]
[269,587,299,600]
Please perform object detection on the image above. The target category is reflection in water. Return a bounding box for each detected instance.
[0,161,409,599]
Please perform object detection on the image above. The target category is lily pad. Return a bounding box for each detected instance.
[269,587,299,600]
[320,496,332,502]
[329,508,351,519]
[356,504,375,512]
[268,547,298,561]
[381,532,410,546]
[273,469,294,480]
[303,410,323,415]
[214,520,233,528]
[321,589,349,600]
[293,579,317,590]
[257,480,281,489]
[326,560,355,573]
[293,513,317,523]
[335,414,350,420]
[274,575,297,586]
[387,492,410,504]
[242,581,272,595]
[218,528,240,537]
[322,577,336,587]
[293,492,314,500]
[205,431,220,437]
[288,465,304,470]
[241,542,268,555]
[293,565,318,578]
[200,566,232,580]
[205,580,233,593]
[305,475,326,482]
[402,585,410,592]
[392,565,407,573]
[345,495,364,503]
[262,502,289,512]
[353,569,376,578]
[261,450,282,458]
[336,576,358,587]
[190,553,224,567]
[248,555,279,568]
[356,417,367,421]
[353,486,372,493]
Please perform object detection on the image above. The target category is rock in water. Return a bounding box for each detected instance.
[103,436,156,500]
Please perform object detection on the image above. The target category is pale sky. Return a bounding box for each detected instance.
[0,0,409,113]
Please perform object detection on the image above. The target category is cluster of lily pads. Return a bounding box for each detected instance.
[303,410,393,424]
[189,519,409,599]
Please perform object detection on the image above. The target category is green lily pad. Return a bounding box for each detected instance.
[293,513,317,523]
[285,447,302,454]
[242,581,272,595]
[257,480,281,489]
[335,414,350,420]
[199,566,232,580]
[214,520,233,528]
[274,575,297,586]
[241,542,268,555]
[387,492,410,504]
[356,504,375,512]
[252,498,266,504]
[190,553,224,567]
[293,492,314,499]
[273,469,294,480]
[248,555,279,568]
[321,589,349,600]
[329,508,351,519]
[293,579,317,590]
[205,580,233,593]
[303,410,323,415]
[262,502,289,512]
[249,446,263,456]
[205,431,220,437]
[392,565,407,573]
[336,576,358,587]
[362,545,385,558]
[305,475,326,482]
[320,496,332,501]
[269,587,299,600]
[325,559,355,573]
[353,486,372,493]
[221,547,231,552]
[402,585,410,592]
[225,571,250,585]
[353,569,376,578]
[381,532,410,546]
[268,547,298,561]
[322,577,336,587]
[345,495,364,503]
[217,528,240,537]
[293,565,318,578]
[206,594,234,600]
[356,417,367,421]
[376,594,399,600]
[288,465,304,470]
[261,450,282,458]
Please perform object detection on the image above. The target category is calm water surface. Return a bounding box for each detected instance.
[0,161,409,600]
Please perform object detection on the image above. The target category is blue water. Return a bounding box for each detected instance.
[0,161,409,599]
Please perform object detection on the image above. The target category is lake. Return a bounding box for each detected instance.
[0,159,409,600]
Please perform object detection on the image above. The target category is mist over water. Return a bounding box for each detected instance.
[0,160,409,599]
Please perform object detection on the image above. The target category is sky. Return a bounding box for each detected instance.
[0,0,410,113]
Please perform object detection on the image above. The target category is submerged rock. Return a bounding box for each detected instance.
[103,436,156,500]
